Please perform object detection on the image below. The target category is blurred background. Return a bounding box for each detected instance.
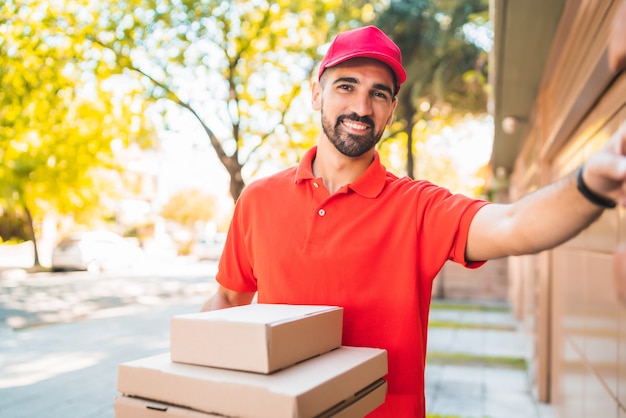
[4,1,626,417]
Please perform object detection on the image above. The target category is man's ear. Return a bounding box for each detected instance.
[312,81,322,111]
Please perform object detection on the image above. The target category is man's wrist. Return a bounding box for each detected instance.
[576,166,617,209]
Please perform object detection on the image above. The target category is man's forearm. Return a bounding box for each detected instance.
[507,169,605,254]
[467,169,606,261]
[200,292,233,311]
[200,285,256,312]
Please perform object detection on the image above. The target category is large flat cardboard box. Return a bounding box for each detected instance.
[316,378,387,418]
[115,379,386,418]
[115,396,220,417]
[170,304,343,373]
[117,346,387,418]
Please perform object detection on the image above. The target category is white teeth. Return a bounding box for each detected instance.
[343,121,367,130]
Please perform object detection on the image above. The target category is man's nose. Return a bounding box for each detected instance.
[350,92,373,116]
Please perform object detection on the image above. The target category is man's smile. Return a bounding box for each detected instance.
[337,113,375,135]
[341,120,370,132]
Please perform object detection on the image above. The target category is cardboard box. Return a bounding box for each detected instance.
[170,304,343,373]
[115,396,220,417]
[316,378,387,418]
[115,379,386,418]
[117,346,388,418]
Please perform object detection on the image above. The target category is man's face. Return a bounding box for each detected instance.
[313,58,397,158]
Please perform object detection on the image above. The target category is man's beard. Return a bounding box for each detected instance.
[321,111,384,157]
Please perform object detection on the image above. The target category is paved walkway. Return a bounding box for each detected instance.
[0,298,206,418]
[425,300,555,418]
[0,261,556,418]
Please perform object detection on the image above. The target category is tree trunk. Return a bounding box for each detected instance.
[24,205,40,267]
[401,93,416,179]
[229,168,246,203]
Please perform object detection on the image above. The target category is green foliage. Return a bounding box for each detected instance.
[375,0,491,181]
[83,0,384,200]
[378,0,489,113]
[0,0,156,244]
[2,0,493,250]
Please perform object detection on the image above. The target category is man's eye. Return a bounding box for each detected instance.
[373,91,388,100]
[338,84,353,91]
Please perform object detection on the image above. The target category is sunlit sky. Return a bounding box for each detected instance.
[157,128,233,217]
[429,116,494,175]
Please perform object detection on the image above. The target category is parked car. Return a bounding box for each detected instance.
[51,231,143,273]
[192,233,226,261]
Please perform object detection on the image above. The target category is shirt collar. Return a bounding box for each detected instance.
[295,146,387,198]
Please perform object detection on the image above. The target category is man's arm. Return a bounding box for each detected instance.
[200,285,256,311]
[466,123,626,261]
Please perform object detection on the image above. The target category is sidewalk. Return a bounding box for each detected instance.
[0,262,556,418]
[0,257,218,331]
[0,298,207,418]
[425,299,555,418]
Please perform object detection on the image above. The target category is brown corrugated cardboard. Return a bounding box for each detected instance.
[318,379,387,418]
[115,379,386,418]
[117,346,387,418]
[114,396,220,417]
[170,304,343,373]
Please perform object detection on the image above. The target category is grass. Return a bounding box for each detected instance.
[428,319,516,332]
[429,299,516,331]
[430,301,510,313]
[426,415,462,418]
[426,415,492,418]
[427,301,526,370]
[426,413,493,418]
[426,351,528,370]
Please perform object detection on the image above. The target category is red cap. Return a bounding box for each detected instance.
[318,26,407,93]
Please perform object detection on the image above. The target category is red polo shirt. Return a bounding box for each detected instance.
[217,146,489,417]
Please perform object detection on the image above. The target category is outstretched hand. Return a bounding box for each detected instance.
[583,122,626,207]
[608,0,626,72]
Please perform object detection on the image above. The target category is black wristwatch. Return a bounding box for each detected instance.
[576,166,617,209]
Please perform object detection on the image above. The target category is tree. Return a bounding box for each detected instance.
[161,188,217,252]
[0,0,155,265]
[376,0,490,179]
[79,0,383,202]
[161,188,217,230]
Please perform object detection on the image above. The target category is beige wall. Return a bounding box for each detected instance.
[505,0,626,415]
[433,258,508,302]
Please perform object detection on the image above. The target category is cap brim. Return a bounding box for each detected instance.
[321,51,407,91]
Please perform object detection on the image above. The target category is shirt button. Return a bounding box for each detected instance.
[313,182,319,188]
[318,209,326,216]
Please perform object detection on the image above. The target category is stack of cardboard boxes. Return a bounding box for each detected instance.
[115,304,388,417]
